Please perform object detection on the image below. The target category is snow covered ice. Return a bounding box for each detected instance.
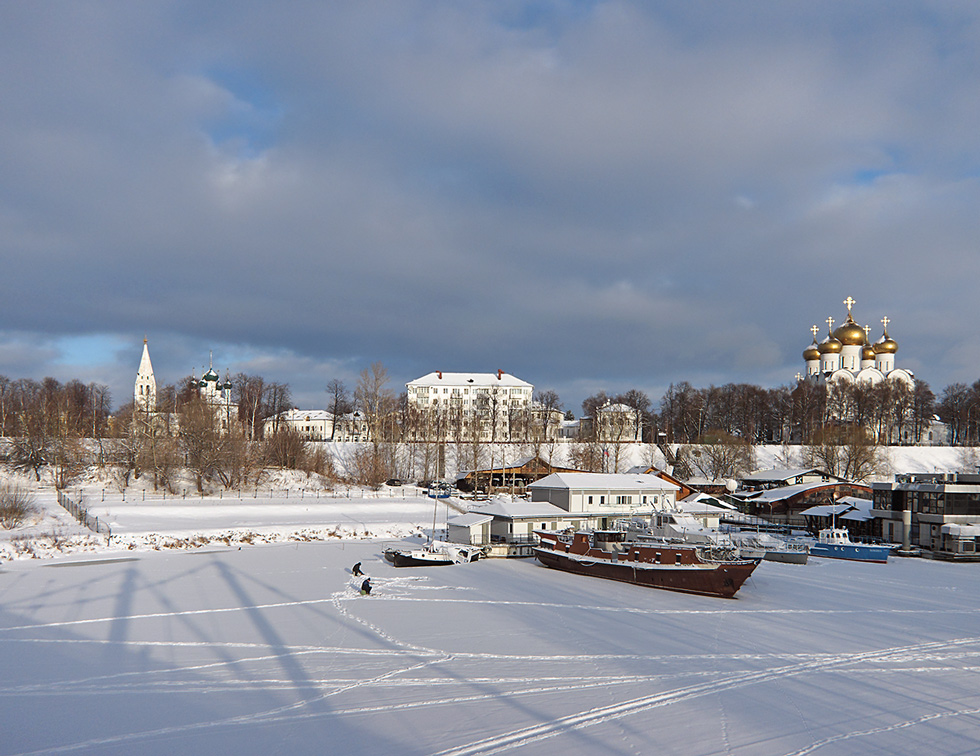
[2,493,980,755]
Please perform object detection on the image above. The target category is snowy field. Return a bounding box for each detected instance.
[3,492,980,756]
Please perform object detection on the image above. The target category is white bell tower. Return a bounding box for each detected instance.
[135,337,157,412]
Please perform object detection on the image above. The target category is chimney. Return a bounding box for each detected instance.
[437,371,442,379]
[497,369,504,380]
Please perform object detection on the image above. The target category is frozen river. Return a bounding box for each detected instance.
[2,541,979,755]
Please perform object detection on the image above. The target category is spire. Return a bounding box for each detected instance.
[135,338,157,411]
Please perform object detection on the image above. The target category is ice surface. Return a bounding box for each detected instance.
[3,514,980,755]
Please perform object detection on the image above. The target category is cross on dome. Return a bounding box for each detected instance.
[811,325,820,339]
[826,316,835,333]
[881,316,890,332]
[843,296,856,313]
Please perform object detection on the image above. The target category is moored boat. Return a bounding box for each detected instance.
[808,528,890,563]
[730,532,810,564]
[533,529,759,598]
[384,542,484,567]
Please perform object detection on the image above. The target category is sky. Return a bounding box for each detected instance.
[3,1,980,414]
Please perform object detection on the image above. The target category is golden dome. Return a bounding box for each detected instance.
[803,340,820,361]
[862,344,876,361]
[819,334,842,354]
[833,314,866,346]
[874,333,898,354]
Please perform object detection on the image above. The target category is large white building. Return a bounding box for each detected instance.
[528,472,680,529]
[801,297,914,387]
[268,409,369,442]
[406,370,534,442]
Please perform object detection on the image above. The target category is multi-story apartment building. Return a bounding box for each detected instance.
[406,370,535,442]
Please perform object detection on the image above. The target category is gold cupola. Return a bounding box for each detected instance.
[873,316,898,354]
[833,313,867,346]
[819,332,843,354]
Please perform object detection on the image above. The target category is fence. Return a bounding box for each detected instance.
[89,485,430,504]
[57,491,112,537]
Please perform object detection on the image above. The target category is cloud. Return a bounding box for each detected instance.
[2,1,980,412]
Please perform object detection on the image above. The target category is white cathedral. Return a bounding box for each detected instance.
[801,297,914,387]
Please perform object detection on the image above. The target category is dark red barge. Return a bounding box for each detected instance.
[533,529,759,599]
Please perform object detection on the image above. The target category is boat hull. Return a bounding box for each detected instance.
[384,550,455,567]
[762,549,809,565]
[533,546,757,598]
[809,543,889,563]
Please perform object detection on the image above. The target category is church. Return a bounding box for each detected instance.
[134,340,236,432]
[801,297,914,387]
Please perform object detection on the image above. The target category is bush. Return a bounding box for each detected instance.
[0,484,37,529]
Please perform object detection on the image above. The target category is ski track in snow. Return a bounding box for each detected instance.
[4,566,980,756]
[0,548,980,756]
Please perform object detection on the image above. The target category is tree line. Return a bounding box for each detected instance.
[1,364,977,492]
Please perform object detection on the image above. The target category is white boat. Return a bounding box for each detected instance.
[383,541,485,567]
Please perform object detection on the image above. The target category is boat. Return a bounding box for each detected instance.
[384,485,484,567]
[533,529,759,598]
[383,541,485,567]
[632,511,809,565]
[730,531,810,565]
[808,528,890,563]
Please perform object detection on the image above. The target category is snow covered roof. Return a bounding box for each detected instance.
[742,481,837,502]
[941,523,980,537]
[448,513,494,527]
[277,409,336,421]
[741,468,825,483]
[407,371,532,389]
[468,498,576,520]
[799,503,854,517]
[680,493,738,512]
[528,473,679,492]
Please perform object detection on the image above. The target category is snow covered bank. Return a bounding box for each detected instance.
[0,487,449,563]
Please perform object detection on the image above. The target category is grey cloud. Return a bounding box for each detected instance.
[2,2,980,411]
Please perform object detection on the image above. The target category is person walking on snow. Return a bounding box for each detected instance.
[360,578,372,596]
[352,562,363,576]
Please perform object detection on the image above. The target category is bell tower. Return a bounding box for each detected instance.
[135,337,157,412]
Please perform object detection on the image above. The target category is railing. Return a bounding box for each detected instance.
[57,491,111,538]
[90,486,428,503]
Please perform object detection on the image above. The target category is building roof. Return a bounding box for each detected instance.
[407,371,532,389]
[447,513,494,528]
[468,498,578,520]
[528,473,680,492]
[741,481,861,503]
[799,503,854,517]
[941,523,980,537]
[679,492,738,512]
[741,468,826,483]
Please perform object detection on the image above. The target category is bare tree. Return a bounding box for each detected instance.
[326,379,353,441]
[355,363,395,445]
[804,426,883,482]
[685,430,755,480]
[233,373,266,441]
